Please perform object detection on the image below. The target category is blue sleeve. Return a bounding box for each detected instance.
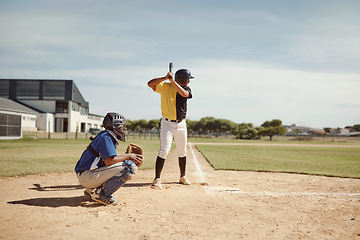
[98,135,117,159]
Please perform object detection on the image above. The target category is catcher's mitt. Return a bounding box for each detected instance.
[125,143,144,167]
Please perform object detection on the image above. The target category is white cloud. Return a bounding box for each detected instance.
[186,59,360,127]
[1,0,359,128]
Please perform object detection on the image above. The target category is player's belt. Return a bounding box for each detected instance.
[165,118,183,123]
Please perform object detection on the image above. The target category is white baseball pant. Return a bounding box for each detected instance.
[158,117,187,159]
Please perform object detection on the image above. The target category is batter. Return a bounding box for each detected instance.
[147,68,194,189]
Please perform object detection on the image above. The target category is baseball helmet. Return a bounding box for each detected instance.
[175,69,194,84]
[102,112,127,142]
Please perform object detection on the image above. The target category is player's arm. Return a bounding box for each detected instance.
[104,154,143,166]
[147,74,170,91]
[169,77,190,98]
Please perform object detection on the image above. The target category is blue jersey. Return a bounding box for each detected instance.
[75,131,118,173]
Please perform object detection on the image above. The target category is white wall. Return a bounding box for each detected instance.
[37,113,55,132]
[68,103,103,132]
[21,113,37,131]
[8,100,103,133]
[340,129,350,135]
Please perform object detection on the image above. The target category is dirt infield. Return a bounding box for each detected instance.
[1,144,360,239]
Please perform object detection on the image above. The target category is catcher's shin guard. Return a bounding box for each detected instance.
[179,156,186,177]
[102,176,127,197]
[102,161,137,197]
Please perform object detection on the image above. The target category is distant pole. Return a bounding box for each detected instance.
[48,121,50,139]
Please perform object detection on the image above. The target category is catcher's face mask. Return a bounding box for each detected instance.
[103,112,127,142]
[113,120,126,142]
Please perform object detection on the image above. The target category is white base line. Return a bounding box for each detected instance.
[188,142,206,183]
[189,143,359,197]
[205,188,360,197]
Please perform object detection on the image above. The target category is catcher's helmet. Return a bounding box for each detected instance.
[175,69,194,84]
[102,112,126,142]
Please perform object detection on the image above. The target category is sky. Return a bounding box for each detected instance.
[0,0,359,129]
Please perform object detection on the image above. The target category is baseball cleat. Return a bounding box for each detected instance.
[84,188,100,202]
[93,191,118,206]
[179,176,191,185]
[152,178,163,189]
[84,188,94,201]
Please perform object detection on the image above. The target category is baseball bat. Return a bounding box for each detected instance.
[169,62,173,79]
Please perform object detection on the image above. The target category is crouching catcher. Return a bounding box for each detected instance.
[75,112,144,205]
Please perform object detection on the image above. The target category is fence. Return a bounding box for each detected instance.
[21,131,360,143]
[273,135,360,143]
[23,131,160,140]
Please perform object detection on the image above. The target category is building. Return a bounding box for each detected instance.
[0,79,103,139]
[0,98,38,139]
[284,124,324,136]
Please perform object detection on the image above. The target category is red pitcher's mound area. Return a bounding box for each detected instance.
[1,145,360,239]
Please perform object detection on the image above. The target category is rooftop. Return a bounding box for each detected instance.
[0,98,38,115]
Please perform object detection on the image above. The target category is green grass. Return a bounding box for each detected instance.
[1,137,359,178]
[188,136,360,146]
[0,137,162,177]
[196,145,360,178]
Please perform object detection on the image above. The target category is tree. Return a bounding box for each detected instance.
[257,119,286,141]
[186,119,199,134]
[353,124,360,131]
[197,116,214,133]
[196,117,238,134]
[323,127,332,134]
[235,123,258,139]
[135,119,148,132]
[127,119,149,132]
[147,119,161,130]
[126,120,134,131]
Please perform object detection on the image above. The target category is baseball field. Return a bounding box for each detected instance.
[1,137,359,239]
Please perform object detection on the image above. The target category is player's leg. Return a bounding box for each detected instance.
[174,120,191,185]
[155,156,165,179]
[101,160,137,193]
[178,156,186,178]
[78,161,137,204]
[78,161,134,188]
[153,118,174,188]
[158,118,174,160]
[96,161,138,205]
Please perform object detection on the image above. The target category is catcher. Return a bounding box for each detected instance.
[75,112,144,206]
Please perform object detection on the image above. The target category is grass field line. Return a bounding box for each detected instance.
[188,142,206,183]
[195,142,360,148]
[205,187,360,197]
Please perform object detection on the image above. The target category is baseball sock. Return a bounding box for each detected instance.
[155,156,165,179]
[178,156,186,177]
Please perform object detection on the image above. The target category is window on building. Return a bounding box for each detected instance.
[43,81,65,100]
[80,106,88,115]
[17,80,40,99]
[0,80,9,98]
[72,102,79,112]
[55,118,68,132]
[0,114,21,137]
[56,101,68,113]
[81,122,86,132]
